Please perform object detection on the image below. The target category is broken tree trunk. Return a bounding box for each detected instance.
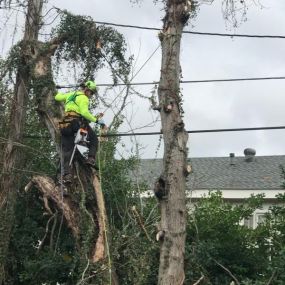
[156,1,191,284]
[24,167,108,263]
[0,1,43,283]
[1,3,121,282]
[25,28,114,284]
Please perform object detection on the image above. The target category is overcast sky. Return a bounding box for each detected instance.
[2,0,285,159]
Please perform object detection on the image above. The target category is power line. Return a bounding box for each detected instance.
[52,7,285,39]
[94,20,285,39]
[55,76,285,88]
[179,76,285,84]
[103,126,285,137]
[24,126,285,139]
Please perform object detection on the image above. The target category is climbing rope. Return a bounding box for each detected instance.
[60,139,64,199]
[54,139,64,256]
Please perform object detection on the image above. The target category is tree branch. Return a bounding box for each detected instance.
[212,258,240,285]
[192,275,204,285]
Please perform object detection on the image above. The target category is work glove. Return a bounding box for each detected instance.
[97,119,108,130]
[97,119,105,126]
[95,112,104,118]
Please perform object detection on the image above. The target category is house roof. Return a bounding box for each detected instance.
[135,155,285,190]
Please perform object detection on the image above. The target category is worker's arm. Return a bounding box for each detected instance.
[77,95,98,122]
[55,92,68,102]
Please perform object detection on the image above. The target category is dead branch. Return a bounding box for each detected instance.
[25,175,80,239]
[50,210,58,250]
[266,270,277,285]
[213,258,240,285]
[131,205,152,242]
[43,195,53,215]
[192,275,205,285]
[37,213,56,253]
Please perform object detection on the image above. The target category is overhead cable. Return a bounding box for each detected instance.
[94,20,285,39]
[56,76,285,89]
[24,126,285,139]
[102,126,285,137]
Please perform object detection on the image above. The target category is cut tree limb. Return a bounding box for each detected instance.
[25,175,80,239]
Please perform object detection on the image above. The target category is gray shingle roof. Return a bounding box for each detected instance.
[135,156,285,190]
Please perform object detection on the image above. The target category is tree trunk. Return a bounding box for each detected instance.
[26,41,114,283]
[156,1,191,284]
[0,0,43,283]
[0,3,120,283]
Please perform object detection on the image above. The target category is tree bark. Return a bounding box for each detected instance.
[0,3,121,283]
[29,47,113,283]
[156,1,191,284]
[0,1,43,283]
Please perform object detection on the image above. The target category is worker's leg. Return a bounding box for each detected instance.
[87,125,98,158]
[61,119,80,175]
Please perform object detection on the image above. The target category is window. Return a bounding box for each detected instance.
[244,215,254,228]
[243,213,266,229]
[256,213,266,225]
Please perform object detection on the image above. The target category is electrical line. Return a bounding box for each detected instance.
[103,126,285,137]
[52,7,285,39]
[93,20,285,39]
[56,76,285,88]
[23,126,285,139]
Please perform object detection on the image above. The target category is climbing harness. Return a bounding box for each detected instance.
[66,92,79,106]
[58,111,80,130]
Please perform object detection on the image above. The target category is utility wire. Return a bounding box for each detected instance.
[93,20,285,39]
[102,126,285,137]
[24,126,285,139]
[56,76,285,88]
[52,7,285,39]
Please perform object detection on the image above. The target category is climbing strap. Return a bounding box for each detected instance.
[65,92,79,106]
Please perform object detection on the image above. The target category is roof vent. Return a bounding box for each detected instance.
[244,148,256,162]
[229,153,235,165]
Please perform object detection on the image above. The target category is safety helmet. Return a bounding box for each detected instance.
[84,80,97,93]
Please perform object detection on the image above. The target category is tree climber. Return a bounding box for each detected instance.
[55,80,105,184]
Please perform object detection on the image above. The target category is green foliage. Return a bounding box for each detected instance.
[4,42,27,78]
[23,108,57,176]
[52,11,131,84]
[3,125,159,284]
[6,189,78,285]
[185,191,285,285]
[98,138,159,284]
[0,79,11,147]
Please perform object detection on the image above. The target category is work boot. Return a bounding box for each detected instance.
[63,173,72,184]
[85,157,99,170]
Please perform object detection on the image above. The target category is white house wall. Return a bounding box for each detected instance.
[189,189,285,200]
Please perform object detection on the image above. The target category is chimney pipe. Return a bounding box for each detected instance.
[244,148,256,162]
[229,153,235,165]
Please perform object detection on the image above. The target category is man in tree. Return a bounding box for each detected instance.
[55,80,105,183]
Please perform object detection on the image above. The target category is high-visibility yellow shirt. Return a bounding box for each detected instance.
[55,90,98,122]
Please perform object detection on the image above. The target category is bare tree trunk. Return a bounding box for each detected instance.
[0,0,43,283]
[29,43,113,282]
[155,1,191,284]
